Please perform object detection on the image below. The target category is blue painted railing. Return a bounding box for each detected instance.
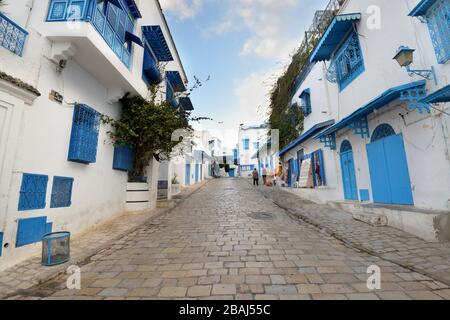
[46,0,132,68]
[0,12,28,56]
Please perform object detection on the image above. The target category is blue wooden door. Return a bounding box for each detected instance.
[340,141,358,200]
[185,164,190,185]
[195,163,199,182]
[367,133,413,205]
[287,159,293,187]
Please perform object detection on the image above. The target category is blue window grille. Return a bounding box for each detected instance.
[16,217,53,247]
[46,0,134,68]
[51,176,74,208]
[426,0,450,64]
[243,139,250,150]
[299,89,312,116]
[113,145,134,172]
[333,31,365,91]
[18,174,48,211]
[68,104,101,164]
[371,123,396,142]
[0,12,29,56]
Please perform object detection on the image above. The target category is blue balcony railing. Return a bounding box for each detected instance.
[46,0,132,69]
[0,12,28,56]
[91,6,131,68]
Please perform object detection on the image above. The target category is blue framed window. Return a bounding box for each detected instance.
[300,89,312,116]
[18,174,48,211]
[68,104,101,164]
[0,12,29,56]
[334,31,365,91]
[50,176,74,208]
[113,145,134,172]
[243,139,250,150]
[426,0,450,64]
[47,0,89,21]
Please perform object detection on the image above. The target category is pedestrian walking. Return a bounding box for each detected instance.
[276,162,283,187]
[262,167,267,185]
[252,168,259,186]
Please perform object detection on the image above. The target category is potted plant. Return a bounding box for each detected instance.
[101,86,194,211]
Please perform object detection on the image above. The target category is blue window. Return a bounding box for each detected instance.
[68,104,101,164]
[51,176,74,208]
[47,0,89,21]
[113,145,134,172]
[334,31,365,91]
[426,0,450,64]
[299,89,312,116]
[0,12,29,56]
[18,174,48,211]
[243,139,250,150]
[16,217,53,247]
[142,45,161,85]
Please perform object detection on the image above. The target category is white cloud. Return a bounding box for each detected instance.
[159,0,204,20]
[206,0,304,60]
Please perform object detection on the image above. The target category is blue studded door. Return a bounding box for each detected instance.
[366,124,414,205]
[340,141,358,200]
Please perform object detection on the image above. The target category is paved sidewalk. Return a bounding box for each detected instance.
[255,182,450,286]
[7,178,450,300]
[0,180,208,299]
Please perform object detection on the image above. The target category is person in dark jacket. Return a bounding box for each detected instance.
[252,168,259,186]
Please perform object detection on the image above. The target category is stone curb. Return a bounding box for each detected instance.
[247,179,450,287]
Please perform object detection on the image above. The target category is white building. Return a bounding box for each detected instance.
[238,124,269,177]
[263,0,450,242]
[0,0,191,269]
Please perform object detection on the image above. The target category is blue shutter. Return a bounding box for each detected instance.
[51,177,74,208]
[16,217,51,247]
[68,104,101,164]
[318,149,326,186]
[18,174,48,211]
[113,145,134,172]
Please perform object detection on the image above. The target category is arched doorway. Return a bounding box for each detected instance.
[340,140,358,200]
[366,124,414,205]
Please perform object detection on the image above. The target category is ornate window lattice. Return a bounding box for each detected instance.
[319,133,336,150]
[68,104,101,164]
[348,116,370,138]
[51,177,74,208]
[0,12,28,56]
[400,86,430,113]
[340,140,353,153]
[330,31,365,91]
[426,0,450,64]
[18,174,48,211]
[371,124,396,142]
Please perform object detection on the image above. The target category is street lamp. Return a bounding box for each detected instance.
[393,46,437,85]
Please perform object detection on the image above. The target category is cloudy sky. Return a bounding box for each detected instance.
[159,0,329,150]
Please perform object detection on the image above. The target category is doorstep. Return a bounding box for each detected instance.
[330,201,450,242]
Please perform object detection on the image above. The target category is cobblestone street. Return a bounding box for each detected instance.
[10,179,450,300]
